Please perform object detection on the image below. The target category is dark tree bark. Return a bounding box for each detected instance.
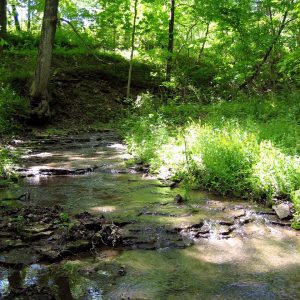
[30,0,59,119]
[27,0,31,31]
[0,0,7,38]
[166,0,175,82]
[12,4,21,31]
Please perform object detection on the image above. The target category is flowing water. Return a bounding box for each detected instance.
[0,131,300,299]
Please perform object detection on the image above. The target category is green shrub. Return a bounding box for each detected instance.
[0,85,30,134]
[1,32,39,50]
[122,94,300,221]
[291,190,300,229]
[186,123,259,195]
[123,114,170,167]
[0,148,19,186]
[250,142,300,201]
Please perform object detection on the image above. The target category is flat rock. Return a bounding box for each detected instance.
[64,240,90,252]
[23,224,53,234]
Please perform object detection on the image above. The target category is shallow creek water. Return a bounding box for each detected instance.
[0,131,300,299]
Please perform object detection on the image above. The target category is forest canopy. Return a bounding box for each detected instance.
[0,0,299,96]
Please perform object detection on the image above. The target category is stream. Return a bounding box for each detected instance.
[0,131,300,299]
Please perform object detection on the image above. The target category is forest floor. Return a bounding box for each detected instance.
[1,49,161,133]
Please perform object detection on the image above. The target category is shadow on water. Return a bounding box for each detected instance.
[1,243,300,299]
[0,132,300,299]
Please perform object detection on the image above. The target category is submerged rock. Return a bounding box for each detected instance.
[174,194,184,204]
[3,285,56,300]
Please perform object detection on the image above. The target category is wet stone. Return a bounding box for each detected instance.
[217,225,233,236]
[37,247,61,262]
[3,285,56,300]
[0,239,28,251]
[272,203,292,220]
[238,216,254,226]
[218,219,235,226]
[268,215,292,227]
[174,194,184,204]
[23,224,53,234]
[64,240,91,252]
[229,209,246,219]
[0,248,39,267]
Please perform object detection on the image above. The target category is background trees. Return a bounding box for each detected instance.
[0,0,299,97]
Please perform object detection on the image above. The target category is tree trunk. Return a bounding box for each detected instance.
[12,5,21,31]
[0,0,7,38]
[166,0,175,82]
[126,0,138,99]
[30,0,59,119]
[27,0,31,31]
[198,22,210,63]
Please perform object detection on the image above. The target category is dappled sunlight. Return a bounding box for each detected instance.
[186,227,300,273]
[107,143,127,150]
[3,131,300,299]
[188,238,247,264]
[22,152,53,159]
[90,206,116,213]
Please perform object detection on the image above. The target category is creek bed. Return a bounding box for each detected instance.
[1,131,300,299]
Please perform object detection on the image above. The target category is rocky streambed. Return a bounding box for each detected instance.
[0,131,300,299]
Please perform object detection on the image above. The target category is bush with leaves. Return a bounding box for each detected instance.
[122,94,300,224]
[0,85,30,134]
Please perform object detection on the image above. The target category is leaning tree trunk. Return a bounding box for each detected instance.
[166,0,175,82]
[30,0,59,119]
[12,5,21,31]
[234,0,294,95]
[0,0,7,38]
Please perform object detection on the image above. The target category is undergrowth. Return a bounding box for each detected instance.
[122,92,300,227]
[0,148,19,187]
[0,85,30,135]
